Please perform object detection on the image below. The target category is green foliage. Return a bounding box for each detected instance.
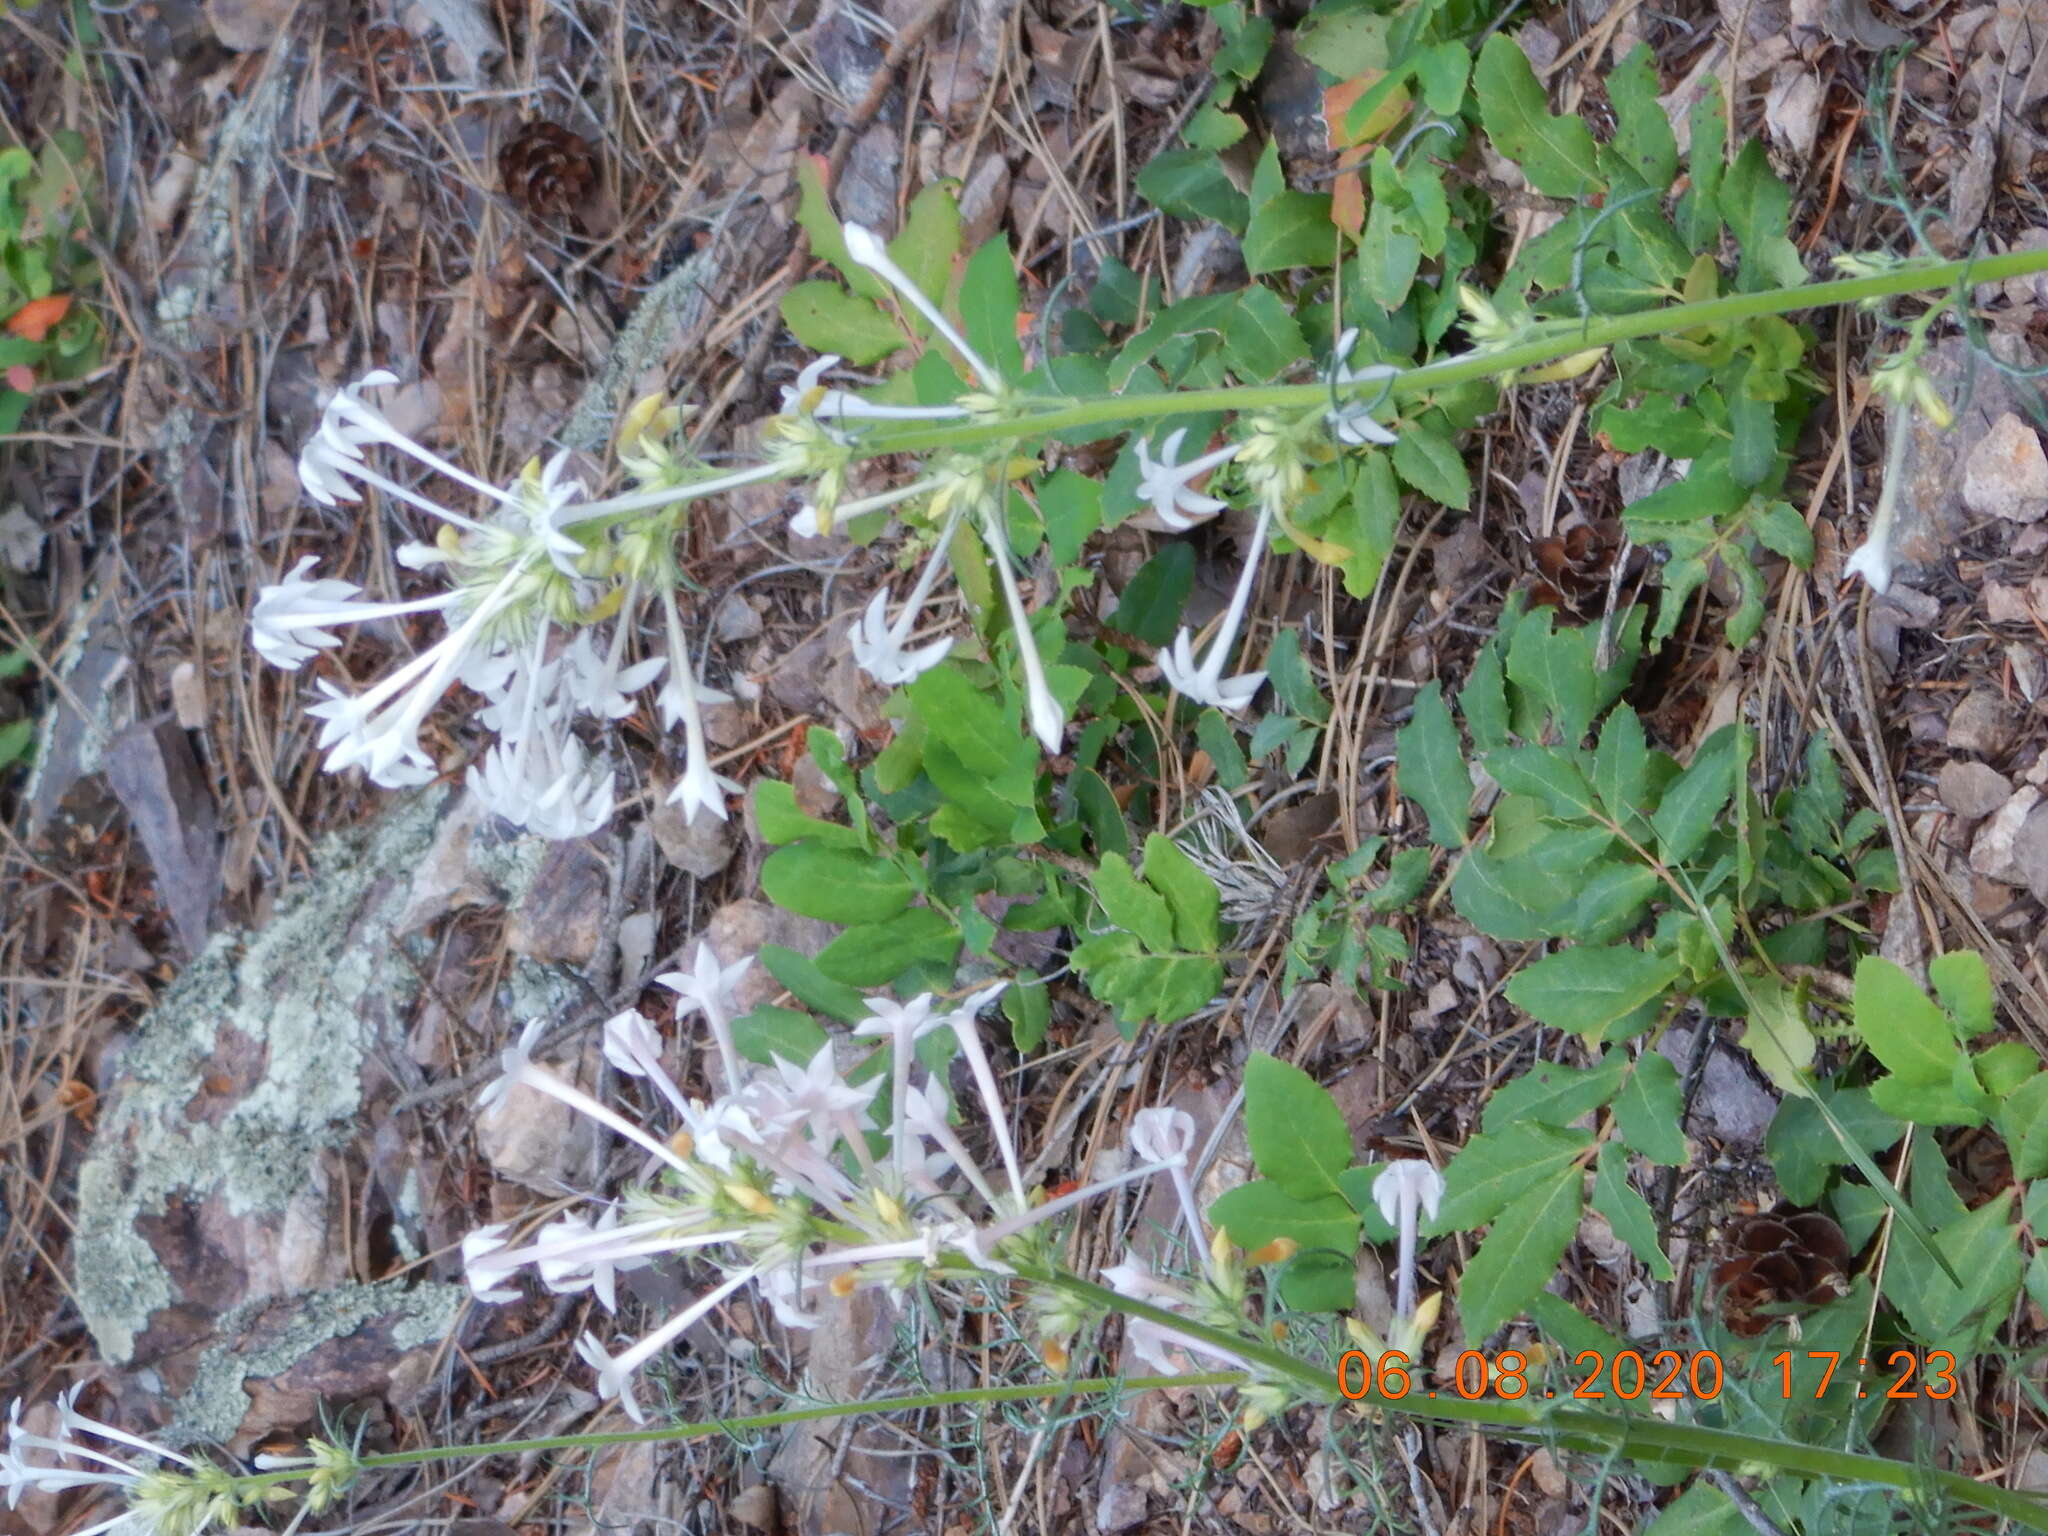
[0,130,102,436]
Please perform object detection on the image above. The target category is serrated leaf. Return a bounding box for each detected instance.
[1504,945,1683,1040]
[1651,725,1736,864]
[781,281,903,365]
[1592,1143,1673,1280]
[1004,983,1050,1052]
[1208,1180,1361,1252]
[1739,972,1816,1094]
[1038,467,1102,567]
[1930,950,1995,1039]
[1413,40,1470,114]
[1481,1052,1627,1131]
[1391,416,1470,508]
[887,181,963,322]
[1616,1051,1688,1165]
[1360,194,1421,308]
[1451,842,1568,941]
[1506,609,1597,744]
[1605,45,1678,190]
[1884,1190,2021,1357]
[1094,852,1178,952]
[1244,1052,1354,1201]
[1475,33,1602,198]
[1998,1073,2048,1179]
[1458,1161,1586,1338]
[1437,1123,1590,1229]
[1460,641,1510,752]
[1222,283,1307,380]
[1854,956,1965,1082]
[1568,863,1660,943]
[1591,706,1651,828]
[1072,932,1220,1028]
[908,666,1035,804]
[1397,681,1470,847]
[1485,746,1598,820]
[1142,832,1222,952]
[1244,189,1337,275]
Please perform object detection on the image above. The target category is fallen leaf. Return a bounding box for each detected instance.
[103,720,220,957]
[6,293,70,342]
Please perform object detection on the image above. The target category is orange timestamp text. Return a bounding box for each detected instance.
[1337,1347,1963,1402]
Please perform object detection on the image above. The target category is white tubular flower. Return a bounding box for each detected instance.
[656,940,753,1094]
[524,450,590,578]
[601,1009,692,1117]
[842,223,1005,392]
[902,1077,1006,1211]
[1132,429,1238,531]
[2,1389,205,1534]
[1128,1106,1203,1244]
[793,472,945,540]
[298,369,501,530]
[848,503,965,686]
[852,994,946,1177]
[754,1041,883,1171]
[1155,500,1275,715]
[976,502,1066,752]
[782,354,971,425]
[939,982,1028,1209]
[1371,1158,1445,1324]
[306,562,528,788]
[249,557,456,671]
[1101,1256,1251,1377]
[657,588,739,826]
[1327,328,1401,447]
[467,726,614,841]
[531,1209,659,1313]
[577,1263,763,1424]
[479,1017,699,1180]
[462,1224,521,1303]
[562,627,666,721]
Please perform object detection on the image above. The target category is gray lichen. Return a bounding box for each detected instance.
[74,790,453,1364]
[174,1279,465,1448]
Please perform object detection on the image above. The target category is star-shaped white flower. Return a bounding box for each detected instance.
[1132,429,1238,531]
[1327,328,1401,447]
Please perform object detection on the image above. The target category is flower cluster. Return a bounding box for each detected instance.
[1,1390,243,1536]
[462,947,1193,1420]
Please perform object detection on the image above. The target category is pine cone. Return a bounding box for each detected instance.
[1712,1207,1853,1337]
[1530,517,1627,616]
[499,121,598,225]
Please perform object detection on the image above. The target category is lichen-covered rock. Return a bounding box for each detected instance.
[72,790,467,1440]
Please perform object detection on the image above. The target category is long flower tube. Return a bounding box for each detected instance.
[842,223,1006,393]
[1155,498,1275,714]
[975,502,1066,753]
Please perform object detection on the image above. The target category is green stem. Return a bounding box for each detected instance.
[840,249,2048,457]
[1042,1273,2048,1532]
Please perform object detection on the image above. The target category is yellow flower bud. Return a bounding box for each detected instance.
[1245,1236,1300,1267]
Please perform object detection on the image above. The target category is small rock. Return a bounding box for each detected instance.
[1946,690,2016,758]
[504,838,608,964]
[650,796,735,878]
[1986,582,2036,624]
[1963,414,2048,522]
[1939,760,2013,819]
[2009,644,2044,702]
[703,899,840,1012]
[2013,807,2048,906]
[792,754,841,819]
[1969,786,2041,884]
[713,593,764,643]
[728,1485,777,1532]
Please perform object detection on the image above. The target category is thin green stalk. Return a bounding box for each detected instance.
[1042,1274,2048,1532]
[844,249,2048,456]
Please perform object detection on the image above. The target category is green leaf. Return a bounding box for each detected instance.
[815,908,959,988]
[1616,1052,1688,1165]
[1505,608,1597,743]
[1005,984,1051,1052]
[1504,946,1683,1041]
[1592,1143,1673,1280]
[1642,1484,1750,1536]
[1412,40,1470,115]
[1276,1249,1358,1312]
[1651,725,1736,865]
[1459,1161,1586,1338]
[1591,706,1651,828]
[1460,641,1510,752]
[1437,1123,1590,1229]
[1752,499,1815,565]
[781,281,902,365]
[1109,542,1194,645]
[1093,852,1178,952]
[1244,143,1335,275]
[1396,682,1470,847]
[1930,950,1995,1039]
[1208,1180,1361,1252]
[1360,194,1421,309]
[1605,45,1678,190]
[1569,863,1659,944]
[888,181,963,322]
[1221,283,1307,381]
[1265,627,1330,724]
[1765,1086,1902,1203]
[1738,972,1817,1094]
[1721,139,1806,292]
[1485,746,1598,820]
[1854,956,1966,1082]
[1138,148,1250,232]
[959,237,1027,385]
[1211,13,1274,80]
[909,666,1036,805]
[1141,832,1222,952]
[1884,1190,2022,1357]
[732,1005,829,1070]
[1195,709,1249,789]
[1297,5,1389,74]
[792,159,883,300]
[1038,468,1102,567]
[760,846,913,925]
[1481,1051,1627,1131]
[1243,1052,1354,1201]
[1451,842,1569,942]
[1475,33,1603,199]
[2004,1073,2048,1179]
[1072,932,1221,1028]
[752,780,869,850]
[1391,415,1471,509]
[759,945,870,1024]
[1621,462,1746,526]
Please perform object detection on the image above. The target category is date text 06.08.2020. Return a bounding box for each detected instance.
[1335,1349,1960,1402]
